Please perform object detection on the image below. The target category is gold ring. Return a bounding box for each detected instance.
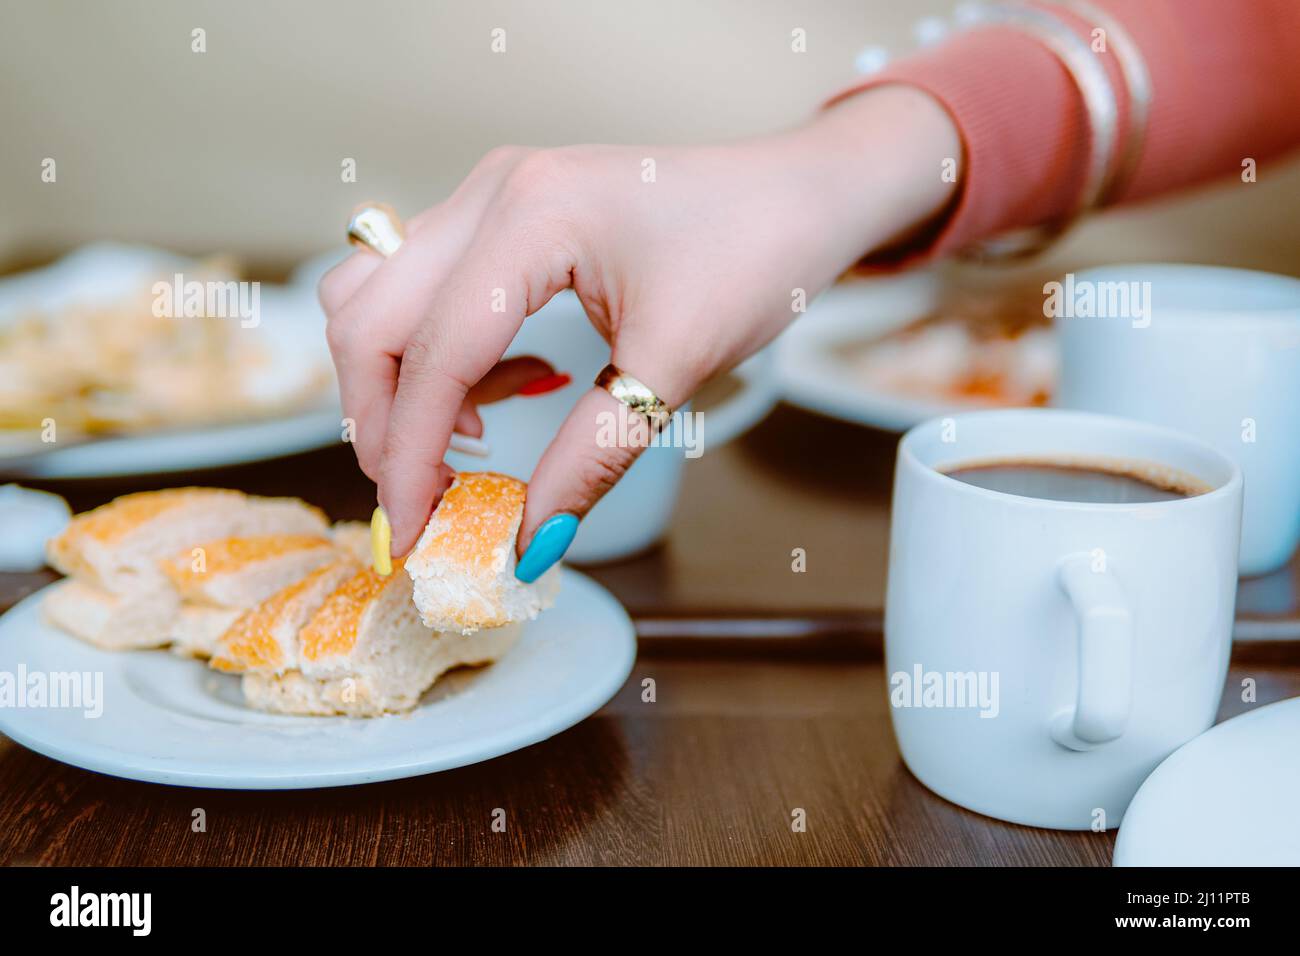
[347,202,405,257]
[594,364,672,430]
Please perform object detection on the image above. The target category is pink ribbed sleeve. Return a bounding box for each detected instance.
[826,0,1300,262]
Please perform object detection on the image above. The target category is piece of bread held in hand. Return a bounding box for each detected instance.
[405,472,560,634]
[240,561,521,716]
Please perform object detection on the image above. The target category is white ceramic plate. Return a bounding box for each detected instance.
[1,405,346,479]
[0,569,635,789]
[774,270,1018,432]
[1114,697,1300,865]
[0,243,340,478]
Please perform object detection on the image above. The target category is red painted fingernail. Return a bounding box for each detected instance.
[518,373,572,396]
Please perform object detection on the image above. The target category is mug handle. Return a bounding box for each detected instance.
[1051,552,1133,750]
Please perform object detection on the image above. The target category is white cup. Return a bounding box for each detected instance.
[886,409,1242,830]
[445,290,776,563]
[1052,264,1300,576]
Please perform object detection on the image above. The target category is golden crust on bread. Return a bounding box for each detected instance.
[211,573,319,672]
[46,488,239,579]
[60,488,241,545]
[45,487,329,592]
[413,472,524,578]
[299,559,405,663]
[210,558,357,673]
[161,534,331,591]
[43,480,544,717]
[405,471,556,634]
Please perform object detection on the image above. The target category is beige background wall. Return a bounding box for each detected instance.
[3,0,1298,276]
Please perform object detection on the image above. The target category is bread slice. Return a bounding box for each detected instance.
[46,488,328,595]
[160,534,337,605]
[405,472,559,634]
[41,578,180,650]
[209,558,358,675]
[170,605,243,658]
[161,534,343,659]
[241,561,521,716]
[328,520,371,565]
[242,627,519,717]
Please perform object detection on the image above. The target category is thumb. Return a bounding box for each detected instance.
[514,385,663,582]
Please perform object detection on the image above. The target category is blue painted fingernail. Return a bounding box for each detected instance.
[516,513,579,583]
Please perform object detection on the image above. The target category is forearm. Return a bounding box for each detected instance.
[798,85,963,258]
[823,0,1300,263]
[748,85,963,276]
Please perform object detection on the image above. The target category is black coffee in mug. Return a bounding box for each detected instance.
[942,459,1207,504]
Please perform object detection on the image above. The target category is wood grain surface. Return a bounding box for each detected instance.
[1,404,1297,866]
[2,655,1295,866]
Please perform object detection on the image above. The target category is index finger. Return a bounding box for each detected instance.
[378,229,575,555]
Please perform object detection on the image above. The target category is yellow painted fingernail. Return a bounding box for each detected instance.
[370,505,392,576]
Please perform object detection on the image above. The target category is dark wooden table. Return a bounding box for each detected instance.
[2,404,1297,866]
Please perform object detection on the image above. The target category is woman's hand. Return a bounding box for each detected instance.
[319,85,959,574]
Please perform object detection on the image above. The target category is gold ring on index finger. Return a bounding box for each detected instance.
[594,364,674,432]
[347,202,405,257]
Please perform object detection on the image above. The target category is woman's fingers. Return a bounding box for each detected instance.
[467,355,560,405]
[514,389,646,582]
[379,329,478,557]
[516,351,697,581]
[324,238,448,480]
[453,404,484,438]
[377,225,577,555]
[452,356,562,437]
[321,199,503,478]
[317,251,383,318]
[319,151,537,480]
[317,200,453,318]
[324,148,597,557]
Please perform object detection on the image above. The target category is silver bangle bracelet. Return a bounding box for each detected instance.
[1061,0,1153,205]
[955,2,1121,262]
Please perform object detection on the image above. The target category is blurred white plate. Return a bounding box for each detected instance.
[0,569,634,789]
[774,270,1016,432]
[1114,697,1300,865]
[1,406,345,478]
[0,243,339,478]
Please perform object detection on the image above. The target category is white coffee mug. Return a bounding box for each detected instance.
[1053,263,1300,576]
[886,409,1242,830]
